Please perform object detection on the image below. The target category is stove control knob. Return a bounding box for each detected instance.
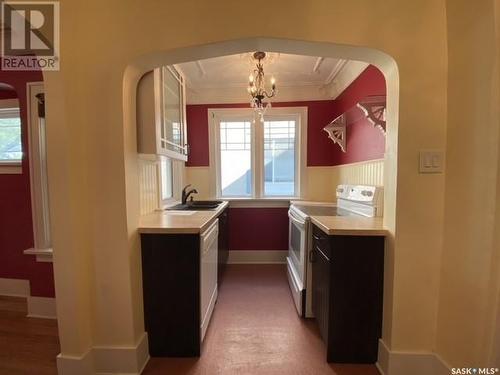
[362,190,373,197]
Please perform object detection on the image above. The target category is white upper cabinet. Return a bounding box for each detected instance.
[137,66,188,161]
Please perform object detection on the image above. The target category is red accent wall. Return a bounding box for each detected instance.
[0,68,55,297]
[329,65,386,165]
[0,89,17,99]
[186,101,338,167]
[186,65,386,251]
[228,208,289,250]
[186,65,386,167]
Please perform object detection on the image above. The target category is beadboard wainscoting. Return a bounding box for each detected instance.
[333,159,384,187]
[138,155,185,215]
[138,156,159,215]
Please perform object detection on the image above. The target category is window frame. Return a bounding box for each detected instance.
[158,155,183,209]
[23,82,53,262]
[208,107,307,200]
[0,98,22,174]
[261,113,300,198]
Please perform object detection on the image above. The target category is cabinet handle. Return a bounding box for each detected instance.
[309,249,316,263]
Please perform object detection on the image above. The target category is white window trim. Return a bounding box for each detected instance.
[23,82,53,262]
[0,98,22,174]
[158,155,184,209]
[208,107,308,202]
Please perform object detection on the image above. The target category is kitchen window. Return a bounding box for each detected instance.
[209,107,307,200]
[160,156,174,202]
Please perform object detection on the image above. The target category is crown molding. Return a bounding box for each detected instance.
[186,84,333,104]
[325,60,370,99]
[185,60,369,105]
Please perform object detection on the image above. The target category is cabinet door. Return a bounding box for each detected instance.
[158,66,188,160]
[311,246,330,343]
[217,209,229,281]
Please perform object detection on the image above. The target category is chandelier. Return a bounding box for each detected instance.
[247,51,276,121]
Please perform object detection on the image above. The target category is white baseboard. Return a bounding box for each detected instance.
[0,277,30,297]
[93,332,150,374]
[57,333,150,375]
[57,350,94,375]
[376,339,451,375]
[27,296,57,319]
[227,250,287,264]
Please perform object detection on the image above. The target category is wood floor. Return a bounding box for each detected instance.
[0,296,59,375]
[0,265,380,375]
[143,264,380,375]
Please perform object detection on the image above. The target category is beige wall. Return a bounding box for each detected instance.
[184,159,384,203]
[44,0,455,369]
[436,0,500,367]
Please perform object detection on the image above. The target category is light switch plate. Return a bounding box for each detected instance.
[419,150,444,173]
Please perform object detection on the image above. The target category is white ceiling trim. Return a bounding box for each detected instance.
[312,57,325,73]
[324,60,348,85]
[195,61,206,77]
[182,57,369,104]
[325,60,370,99]
[186,84,333,105]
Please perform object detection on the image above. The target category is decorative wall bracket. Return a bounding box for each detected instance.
[356,95,386,135]
[323,114,346,152]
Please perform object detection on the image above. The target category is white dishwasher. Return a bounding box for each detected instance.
[200,219,218,342]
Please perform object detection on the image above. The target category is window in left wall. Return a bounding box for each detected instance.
[0,109,21,161]
[160,156,173,202]
[0,95,22,173]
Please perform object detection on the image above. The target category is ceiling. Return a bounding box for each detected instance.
[178,53,345,89]
[177,52,368,104]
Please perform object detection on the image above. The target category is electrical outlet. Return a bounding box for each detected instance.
[419,150,444,173]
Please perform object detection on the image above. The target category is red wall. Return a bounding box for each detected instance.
[329,65,386,165]
[186,65,386,251]
[228,208,289,250]
[186,65,385,167]
[186,101,338,167]
[0,68,55,298]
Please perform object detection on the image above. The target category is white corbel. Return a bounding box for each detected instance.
[323,114,346,152]
[356,95,386,135]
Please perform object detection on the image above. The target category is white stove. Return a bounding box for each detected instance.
[287,184,383,317]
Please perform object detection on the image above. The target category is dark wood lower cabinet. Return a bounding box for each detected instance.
[311,225,384,363]
[218,208,229,281]
[141,209,229,357]
[141,233,201,357]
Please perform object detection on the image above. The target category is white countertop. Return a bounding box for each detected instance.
[310,215,387,236]
[138,201,229,234]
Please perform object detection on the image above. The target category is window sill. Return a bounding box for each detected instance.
[0,162,22,174]
[23,248,53,263]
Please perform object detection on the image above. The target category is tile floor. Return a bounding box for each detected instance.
[143,264,380,375]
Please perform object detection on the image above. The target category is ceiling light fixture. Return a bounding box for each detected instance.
[247,51,276,121]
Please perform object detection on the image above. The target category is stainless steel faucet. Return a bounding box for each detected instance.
[181,184,198,204]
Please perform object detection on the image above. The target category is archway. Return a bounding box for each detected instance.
[122,36,399,366]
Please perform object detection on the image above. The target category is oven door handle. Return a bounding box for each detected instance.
[288,210,306,227]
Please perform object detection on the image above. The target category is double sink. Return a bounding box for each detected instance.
[166,200,224,211]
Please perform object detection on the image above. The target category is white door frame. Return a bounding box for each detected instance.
[26,82,53,262]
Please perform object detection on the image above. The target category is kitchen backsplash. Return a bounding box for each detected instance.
[333,159,384,186]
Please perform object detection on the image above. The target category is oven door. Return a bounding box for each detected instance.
[288,209,307,284]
